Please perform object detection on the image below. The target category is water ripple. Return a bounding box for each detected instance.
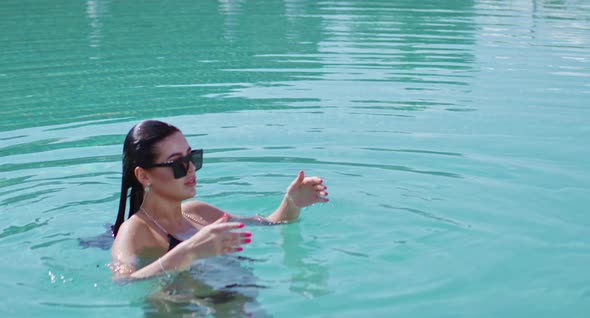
[0,155,119,173]
[380,204,469,229]
[210,156,462,178]
[0,219,49,239]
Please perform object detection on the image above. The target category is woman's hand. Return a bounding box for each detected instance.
[285,170,329,209]
[184,213,252,259]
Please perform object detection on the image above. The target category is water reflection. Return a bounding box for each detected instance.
[144,258,270,318]
[1,0,481,130]
[280,223,330,298]
[214,0,478,112]
[86,0,109,50]
[218,0,245,43]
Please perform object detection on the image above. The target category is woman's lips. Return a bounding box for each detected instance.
[184,176,196,186]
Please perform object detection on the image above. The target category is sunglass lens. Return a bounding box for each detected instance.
[171,150,202,179]
[191,150,203,171]
[171,156,190,179]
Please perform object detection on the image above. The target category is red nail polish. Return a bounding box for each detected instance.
[237,247,243,252]
[243,232,252,237]
[238,223,245,228]
[244,238,252,244]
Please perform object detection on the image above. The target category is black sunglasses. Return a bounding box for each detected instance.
[146,149,203,179]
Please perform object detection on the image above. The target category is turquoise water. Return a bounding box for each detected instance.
[1,0,589,317]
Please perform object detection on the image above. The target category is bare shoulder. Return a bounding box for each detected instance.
[111,215,158,261]
[182,200,226,224]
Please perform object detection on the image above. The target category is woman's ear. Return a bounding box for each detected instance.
[134,166,151,187]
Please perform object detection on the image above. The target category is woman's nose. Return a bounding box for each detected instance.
[188,160,196,174]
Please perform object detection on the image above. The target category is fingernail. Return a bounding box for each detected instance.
[243,232,252,237]
[244,238,252,244]
[238,223,245,228]
[237,247,243,252]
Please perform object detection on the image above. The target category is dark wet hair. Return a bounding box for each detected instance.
[112,120,180,237]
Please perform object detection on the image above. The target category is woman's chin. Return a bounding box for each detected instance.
[185,187,197,198]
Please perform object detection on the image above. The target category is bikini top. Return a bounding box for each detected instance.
[167,234,183,251]
[140,208,185,251]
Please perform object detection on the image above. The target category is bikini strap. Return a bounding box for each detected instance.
[140,207,170,237]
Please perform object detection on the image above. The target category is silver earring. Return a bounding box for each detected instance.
[145,184,151,193]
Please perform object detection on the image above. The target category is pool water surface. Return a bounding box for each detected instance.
[0,0,589,317]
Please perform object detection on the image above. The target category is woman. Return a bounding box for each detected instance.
[111,120,329,279]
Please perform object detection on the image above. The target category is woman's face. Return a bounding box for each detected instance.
[147,131,197,201]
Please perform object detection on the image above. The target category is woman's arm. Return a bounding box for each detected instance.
[110,220,186,280]
[183,171,328,225]
[183,200,275,225]
[112,214,249,280]
[265,171,328,222]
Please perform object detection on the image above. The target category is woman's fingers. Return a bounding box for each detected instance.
[230,247,244,253]
[186,221,251,257]
[209,221,245,232]
[217,213,230,222]
[218,230,252,250]
[314,184,327,191]
[221,232,252,243]
[289,170,305,187]
[221,246,241,254]
[317,190,329,202]
[303,177,323,185]
[293,173,324,189]
[219,232,252,254]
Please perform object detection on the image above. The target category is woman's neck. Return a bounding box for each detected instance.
[140,195,184,231]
